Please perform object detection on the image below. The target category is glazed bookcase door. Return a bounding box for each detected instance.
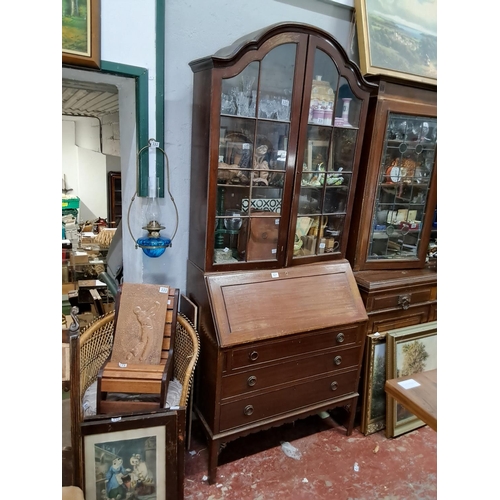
[346,86,437,272]
[289,38,368,265]
[368,113,437,263]
[214,41,304,267]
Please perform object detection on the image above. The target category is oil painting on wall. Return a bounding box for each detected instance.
[355,0,437,85]
[62,0,100,68]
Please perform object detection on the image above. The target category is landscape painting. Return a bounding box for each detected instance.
[355,0,437,85]
[386,322,437,437]
[62,0,100,68]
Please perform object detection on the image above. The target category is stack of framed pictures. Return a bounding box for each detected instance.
[360,321,437,438]
[80,409,185,500]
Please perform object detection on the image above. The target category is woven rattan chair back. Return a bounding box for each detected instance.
[78,311,115,396]
[69,309,115,488]
[174,312,201,407]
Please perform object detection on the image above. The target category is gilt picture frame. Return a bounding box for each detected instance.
[385,321,437,438]
[360,331,387,435]
[354,0,437,85]
[62,0,101,69]
[80,409,185,500]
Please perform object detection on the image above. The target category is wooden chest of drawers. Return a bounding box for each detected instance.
[354,268,437,334]
[187,261,368,483]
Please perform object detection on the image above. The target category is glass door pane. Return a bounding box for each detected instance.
[368,114,437,261]
[215,44,297,265]
[294,51,361,260]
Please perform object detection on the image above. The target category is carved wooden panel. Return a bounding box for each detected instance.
[111,283,172,365]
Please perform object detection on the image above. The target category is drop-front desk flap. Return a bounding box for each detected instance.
[205,260,368,348]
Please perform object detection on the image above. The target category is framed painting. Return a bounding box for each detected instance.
[354,0,437,85]
[80,409,185,500]
[360,331,387,435]
[62,0,101,69]
[385,321,437,437]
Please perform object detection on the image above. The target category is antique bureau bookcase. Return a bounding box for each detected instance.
[186,22,376,483]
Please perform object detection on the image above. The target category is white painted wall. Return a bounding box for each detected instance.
[62,117,107,222]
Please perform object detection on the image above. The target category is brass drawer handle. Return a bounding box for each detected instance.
[330,381,338,391]
[249,351,259,362]
[334,355,342,366]
[336,332,345,343]
[398,294,411,310]
[247,376,257,387]
[243,405,254,416]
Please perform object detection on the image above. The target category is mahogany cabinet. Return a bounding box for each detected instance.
[186,22,378,483]
[346,77,437,272]
[187,260,368,484]
[107,171,122,227]
[188,22,376,273]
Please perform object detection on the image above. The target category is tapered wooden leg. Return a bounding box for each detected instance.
[345,396,358,436]
[208,439,220,485]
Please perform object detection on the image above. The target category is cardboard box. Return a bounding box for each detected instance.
[62,283,76,295]
[62,343,70,381]
[70,251,89,265]
[77,312,95,329]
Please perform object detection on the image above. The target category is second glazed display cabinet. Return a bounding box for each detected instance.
[346,77,437,271]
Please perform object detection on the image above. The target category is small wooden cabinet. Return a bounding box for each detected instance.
[107,171,122,227]
[347,77,437,271]
[188,260,368,484]
[188,22,376,273]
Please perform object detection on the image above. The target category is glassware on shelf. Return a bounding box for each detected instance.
[241,75,255,97]
[235,91,250,117]
[224,210,243,231]
[221,93,236,115]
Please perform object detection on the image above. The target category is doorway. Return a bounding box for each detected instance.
[62,67,138,291]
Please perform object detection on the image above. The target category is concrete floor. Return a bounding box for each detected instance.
[62,400,437,499]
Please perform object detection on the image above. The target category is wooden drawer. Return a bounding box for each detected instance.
[367,286,433,312]
[228,326,360,371]
[355,269,437,314]
[219,369,358,431]
[221,345,361,399]
[366,304,431,334]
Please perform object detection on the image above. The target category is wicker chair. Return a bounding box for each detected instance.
[68,309,116,487]
[66,307,200,487]
[173,313,200,407]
